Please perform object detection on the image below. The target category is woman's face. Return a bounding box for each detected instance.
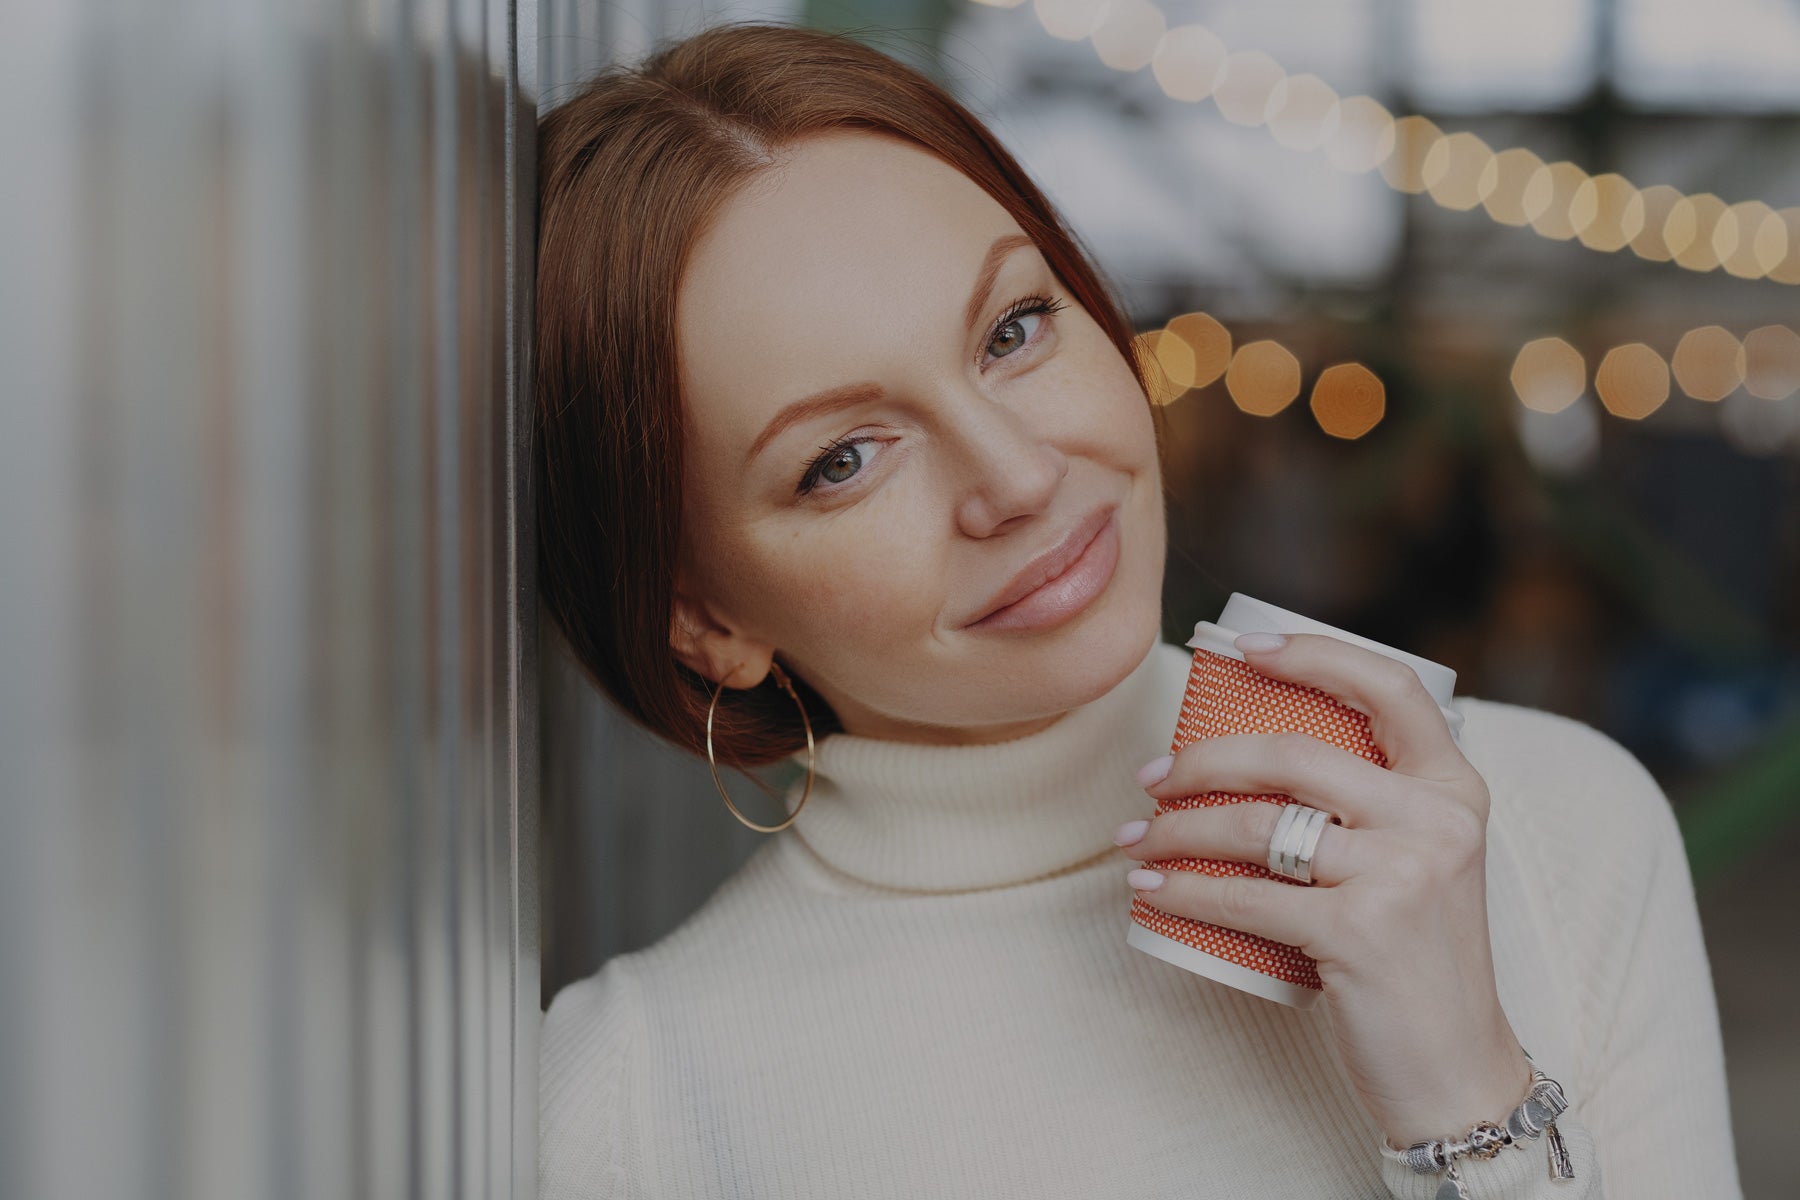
[671,129,1167,745]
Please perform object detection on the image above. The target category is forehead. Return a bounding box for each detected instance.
[675,131,1027,429]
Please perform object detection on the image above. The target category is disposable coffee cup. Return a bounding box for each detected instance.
[1125,592,1465,1008]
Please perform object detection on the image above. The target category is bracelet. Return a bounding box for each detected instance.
[1378,1049,1577,1196]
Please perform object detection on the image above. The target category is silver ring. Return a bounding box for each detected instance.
[1267,802,1332,885]
[1266,803,1303,875]
[1293,807,1329,883]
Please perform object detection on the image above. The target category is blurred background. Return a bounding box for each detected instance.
[540,2,1800,1196]
[3,0,1794,1198]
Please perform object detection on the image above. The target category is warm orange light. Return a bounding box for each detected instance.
[1670,326,1745,402]
[1481,148,1548,227]
[1570,174,1644,252]
[1594,344,1670,419]
[1713,201,1779,280]
[1134,330,1191,405]
[1510,338,1586,413]
[1422,132,1496,212]
[1751,207,1791,277]
[1628,185,1685,262]
[1226,340,1302,415]
[1742,325,1800,401]
[1379,116,1443,195]
[1666,193,1728,272]
[1527,162,1590,241]
[1309,363,1385,438]
[1164,312,1232,389]
[1767,208,1800,285]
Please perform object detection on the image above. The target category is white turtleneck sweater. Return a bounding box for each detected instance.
[539,638,1743,1199]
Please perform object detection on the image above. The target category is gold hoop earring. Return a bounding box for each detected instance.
[705,658,815,833]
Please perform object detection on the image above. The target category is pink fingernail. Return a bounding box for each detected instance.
[1126,868,1164,891]
[1235,631,1286,653]
[1113,819,1148,847]
[1134,754,1173,787]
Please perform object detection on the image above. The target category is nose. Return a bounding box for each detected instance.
[948,395,1070,538]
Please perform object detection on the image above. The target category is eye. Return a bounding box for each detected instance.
[796,435,885,497]
[983,293,1068,365]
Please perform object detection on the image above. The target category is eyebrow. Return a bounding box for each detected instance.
[745,232,1039,465]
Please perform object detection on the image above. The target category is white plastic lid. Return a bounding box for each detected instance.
[1186,592,1465,744]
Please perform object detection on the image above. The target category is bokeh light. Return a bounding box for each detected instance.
[1033,0,1107,41]
[1213,49,1285,127]
[1225,340,1302,415]
[1719,388,1800,457]
[1627,184,1685,262]
[1481,148,1549,227]
[1570,173,1644,252]
[1594,343,1671,419]
[1267,73,1340,152]
[1422,131,1495,212]
[1150,23,1227,102]
[1164,311,1232,389]
[1134,329,1191,405]
[1742,325,1800,401]
[1323,94,1395,174]
[1510,337,1586,413]
[1750,207,1791,278]
[1666,192,1728,272]
[1713,200,1778,280]
[1309,363,1385,439]
[1088,0,1164,71]
[1670,326,1745,402]
[1515,392,1601,476]
[1379,115,1442,195]
[1146,326,1198,387]
[1767,207,1800,285]
[1526,161,1590,241]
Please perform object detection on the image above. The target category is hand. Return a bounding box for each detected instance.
[1114,631,1533,1149]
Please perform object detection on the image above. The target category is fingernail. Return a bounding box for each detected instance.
[1126,868,1164,891]
[1134,754,1173,787]
[1235,631,1286,653]
[1113,819,1149,847]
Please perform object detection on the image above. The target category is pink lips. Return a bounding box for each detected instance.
[965,505,1122,633]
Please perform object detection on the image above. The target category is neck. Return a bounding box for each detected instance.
[779,636,1193,892]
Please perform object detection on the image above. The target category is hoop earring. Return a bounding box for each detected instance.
[705,658,816,834]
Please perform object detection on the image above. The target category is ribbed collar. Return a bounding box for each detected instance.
[781,637,1193,893]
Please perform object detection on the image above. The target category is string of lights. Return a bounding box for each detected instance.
[977,0,1800,283]
[1132,316,1800,450]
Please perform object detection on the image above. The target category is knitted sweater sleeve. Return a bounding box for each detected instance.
[539,956,651,1200]
[1378,724,1743,1200]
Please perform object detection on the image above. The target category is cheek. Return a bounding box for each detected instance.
[749,509,944,639]
[1051,319,1156,433]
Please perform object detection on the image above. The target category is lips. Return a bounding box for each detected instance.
[963,503,1118,628]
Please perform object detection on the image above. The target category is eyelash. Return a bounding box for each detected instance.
[794,292,1070,496]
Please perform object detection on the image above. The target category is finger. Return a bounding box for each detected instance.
[1143,730,1420,829]
[1130,862,1326,953]
[1119,799,1366,887]
[1234,631,1470,783]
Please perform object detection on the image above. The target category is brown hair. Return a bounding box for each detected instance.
[534,20,1159,769]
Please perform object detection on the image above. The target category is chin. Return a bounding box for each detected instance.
[1073,581,1164,691]
[1042,519,1165,711]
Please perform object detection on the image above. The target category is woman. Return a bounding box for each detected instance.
[533,21,1740,1199]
